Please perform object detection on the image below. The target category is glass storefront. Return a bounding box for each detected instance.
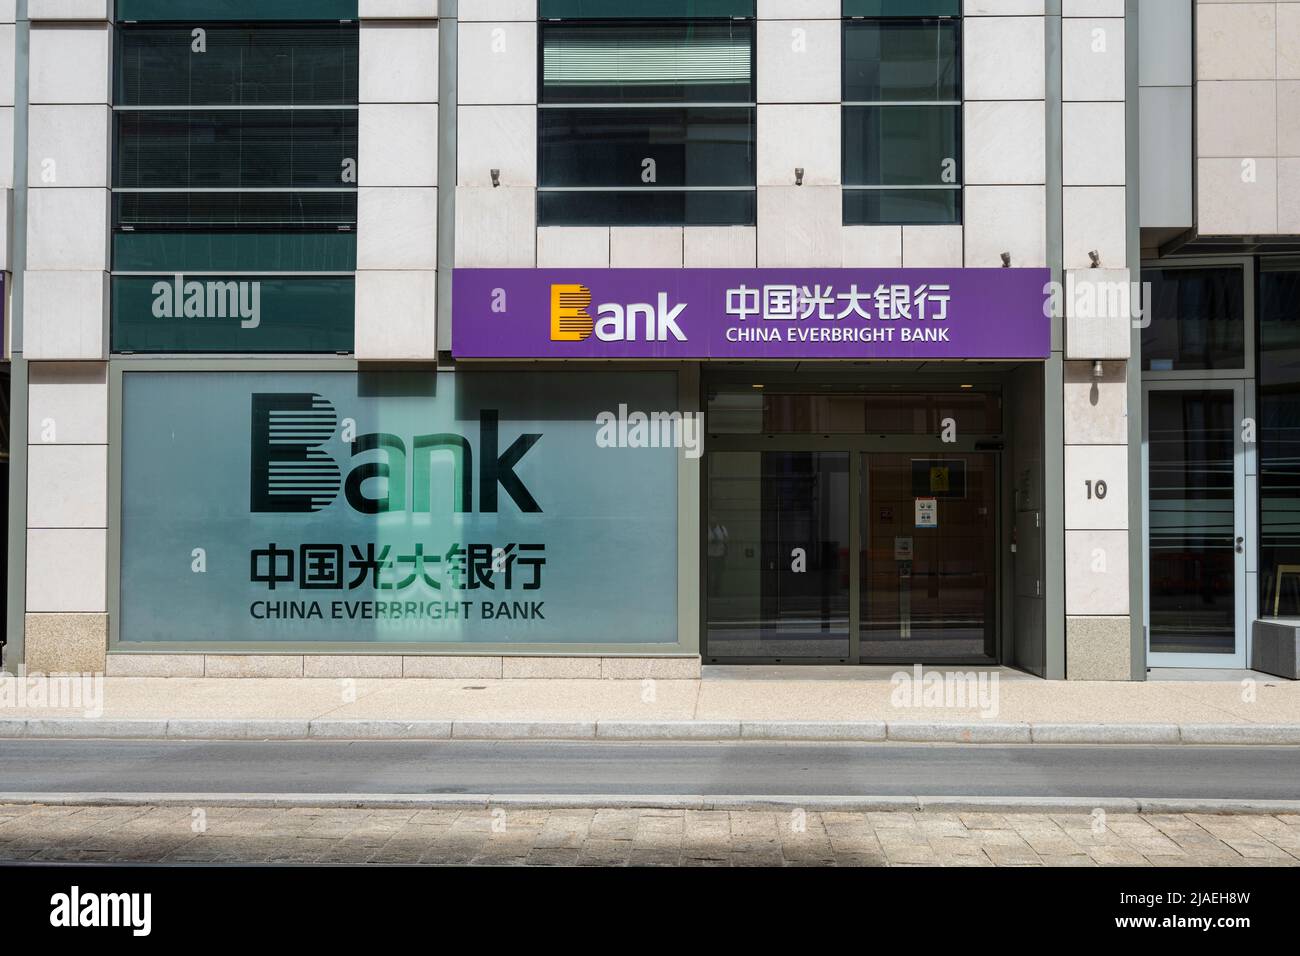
[1139,261,1251,668]
[117,370,680,645]
[1137,257,1300,669]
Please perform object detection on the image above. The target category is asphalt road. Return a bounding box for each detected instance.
[0,739,1298,800]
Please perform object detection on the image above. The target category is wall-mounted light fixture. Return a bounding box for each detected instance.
[1000,252,1012,268]
[1092,360,1105,379]
[490,168,501,188]
[795,167,804,186]
[1089,250,1101,268]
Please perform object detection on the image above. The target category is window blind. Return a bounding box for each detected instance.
[544,30,752,91]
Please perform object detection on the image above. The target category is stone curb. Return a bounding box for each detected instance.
[741,721,888,741]
[164,720,312,739]
[2,792,1299,816]
[886,721,1033,744]
[1177,724,1300,745]
[32,719,172,738]
[307,720,453,739]
[1030,723,1182,745]
[451,721,597,740]
[596,721,741,740]
[1,718,170,738]
[1,717,1299,745]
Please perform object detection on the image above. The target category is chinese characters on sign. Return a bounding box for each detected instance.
[247,542,550,623]
[250,542,546,591]
[725,283,950,323]
[723,282,953,345]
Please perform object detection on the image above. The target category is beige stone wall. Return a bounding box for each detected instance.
[1061,3,1134,680]
[21,6,114,673]
[24,361,110,672]
[1195,0,1300,234]
[354,8,440,359]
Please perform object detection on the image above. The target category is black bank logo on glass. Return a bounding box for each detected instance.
[250,394,543,514]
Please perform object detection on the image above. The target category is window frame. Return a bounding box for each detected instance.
[111,21,360,241]
[1138,256,1256,382]
[841,7,964,227]
[536,16,758,228]
[109,19,360,355]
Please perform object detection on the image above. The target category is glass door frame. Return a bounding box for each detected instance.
[1141,379,1249,669]
[702,433,1003,665]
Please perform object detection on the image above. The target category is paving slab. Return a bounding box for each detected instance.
[1159,681,1300,724]
[317,678,700,722]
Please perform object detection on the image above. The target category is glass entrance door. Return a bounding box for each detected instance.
[1143,384,1247,667]
[860,453,998,663]
[704,448,999,663]
[705,451,852,661]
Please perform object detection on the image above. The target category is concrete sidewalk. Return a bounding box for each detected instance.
[2,671,1299,744]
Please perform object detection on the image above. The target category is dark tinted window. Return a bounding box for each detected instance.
[111,22,358,352]
[115,110,357,190]
[540,107,754,188]
[117,25,357,106]
[539,190,755,228]
[538,18,755,227]
[1141,267,1246,372]
[844,18,959,102]
[842,17,961,226]
[843,104,960,186]
[1258,265,1300,615]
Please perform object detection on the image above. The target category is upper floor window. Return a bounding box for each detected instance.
[843,1,962,226]
[111,22,358,353]
[538,1,756,227]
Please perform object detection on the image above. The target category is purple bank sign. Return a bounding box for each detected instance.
[452,268,1052,361]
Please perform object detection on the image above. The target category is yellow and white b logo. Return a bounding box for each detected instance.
[550,284,594,341]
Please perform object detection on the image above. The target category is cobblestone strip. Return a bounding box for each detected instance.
[0,805,1297,866]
